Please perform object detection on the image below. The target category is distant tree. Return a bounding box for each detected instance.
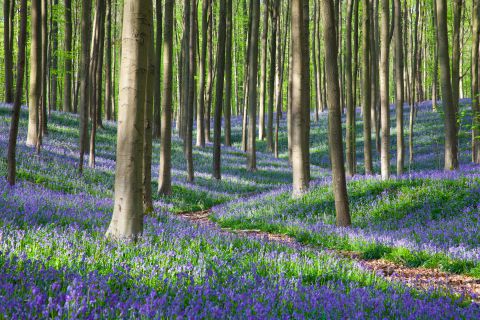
[27,0,42,149]
[196,0,209,147]
[7,0,28,186]
[380,0,390,180]
[107,0,152,239]
[158,0,174,195]
[79,0,92,173]
[3,0,14,103]
[213,0,227,179]
[472,0,480,163]
[394,0,405,175]
[362,0,373,175]
[247,0,260,172]
[153,0,163,138]
[345,0,355,177]
[258,0,269,141]
[63,0,73,113]
[224,0,233,146]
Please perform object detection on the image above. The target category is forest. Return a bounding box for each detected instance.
[1,0,480,318]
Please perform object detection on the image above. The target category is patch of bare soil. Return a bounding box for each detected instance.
[177,210,480,303]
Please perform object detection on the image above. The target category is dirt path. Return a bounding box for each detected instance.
[178,210,480,303]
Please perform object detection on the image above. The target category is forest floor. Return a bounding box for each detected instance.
[0,101,479,318]
[178,208,480,302]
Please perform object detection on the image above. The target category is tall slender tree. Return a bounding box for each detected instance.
[472,0,480,163]
[158,0,174,195]
[64,0,73,113]
[107,0,152,239]
[394,0,405,175]
[246,0,260,171]
[362,0,373,174]
[197,0,209,147]
[291,0,309,195]
[3,0,14,103]
[258,0,269,140]
[7,0,28,186]
[224,0,233,146]
[153,0,163,138]
[79,0,92,173]
[27,0,42,148]
[436,0,459,170]
[213,0,227,179]
[345,0,355,177]
[321,0,351,227]
[380,0,390,180]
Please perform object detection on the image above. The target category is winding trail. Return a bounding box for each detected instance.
[178,209,480,303]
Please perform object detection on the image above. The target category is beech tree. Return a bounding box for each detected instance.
[436,0,459,171]
[158,0,174,195]
[321,0,351,227]
[107,0,152,239]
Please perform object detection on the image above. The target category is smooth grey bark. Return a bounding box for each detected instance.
[27,0,42,148]
[212,0,227,179]
[247,0,260,171]
[267,0,278,153]
[107,0,152,239]
[7,0,28,186]
[291,0,309,196]
[436,0,459,170]
[224,0,233,146]
[64,0,73,113]
[3,0,14,103]
[394,0,404,175]
[472,0,480,163]
[380,0,390,180]
[79,0,91,173]
[345,0,355,177]
[197,0,209,147]
[362,0,373,174]
[321,0,351,227]
[153,0,163,138]
[158,0,174,195]
[258,0,269,140]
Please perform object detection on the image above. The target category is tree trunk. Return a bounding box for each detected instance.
[144,6,155,213]
[394,0,404,176]
[3,0,14,103]
[205,1,213,143]
[345,0,355,177]
[153,0,163,138]
[472,0,480,163]
[107,0,151,239]
[380,0,390,180]
[27,0,42,148]
[452,0,462,114]
[50,0,59,111]
[79,0,91,173]
[158,0,174,195]
[64,0,73,113]
[362,0,373,174]
[247,0,260,171]
[267,0,278,153]
[436,0,459,170]
[105,0,113,120]
[321,0,351,227]
[291,0,309,195]
[41,0,48,136]
[185,0,196,182]
[224,0,233,146]
[196,0,209,147]
[7,0,28,186]
[213,0,227,179]
[258,0,269,140]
